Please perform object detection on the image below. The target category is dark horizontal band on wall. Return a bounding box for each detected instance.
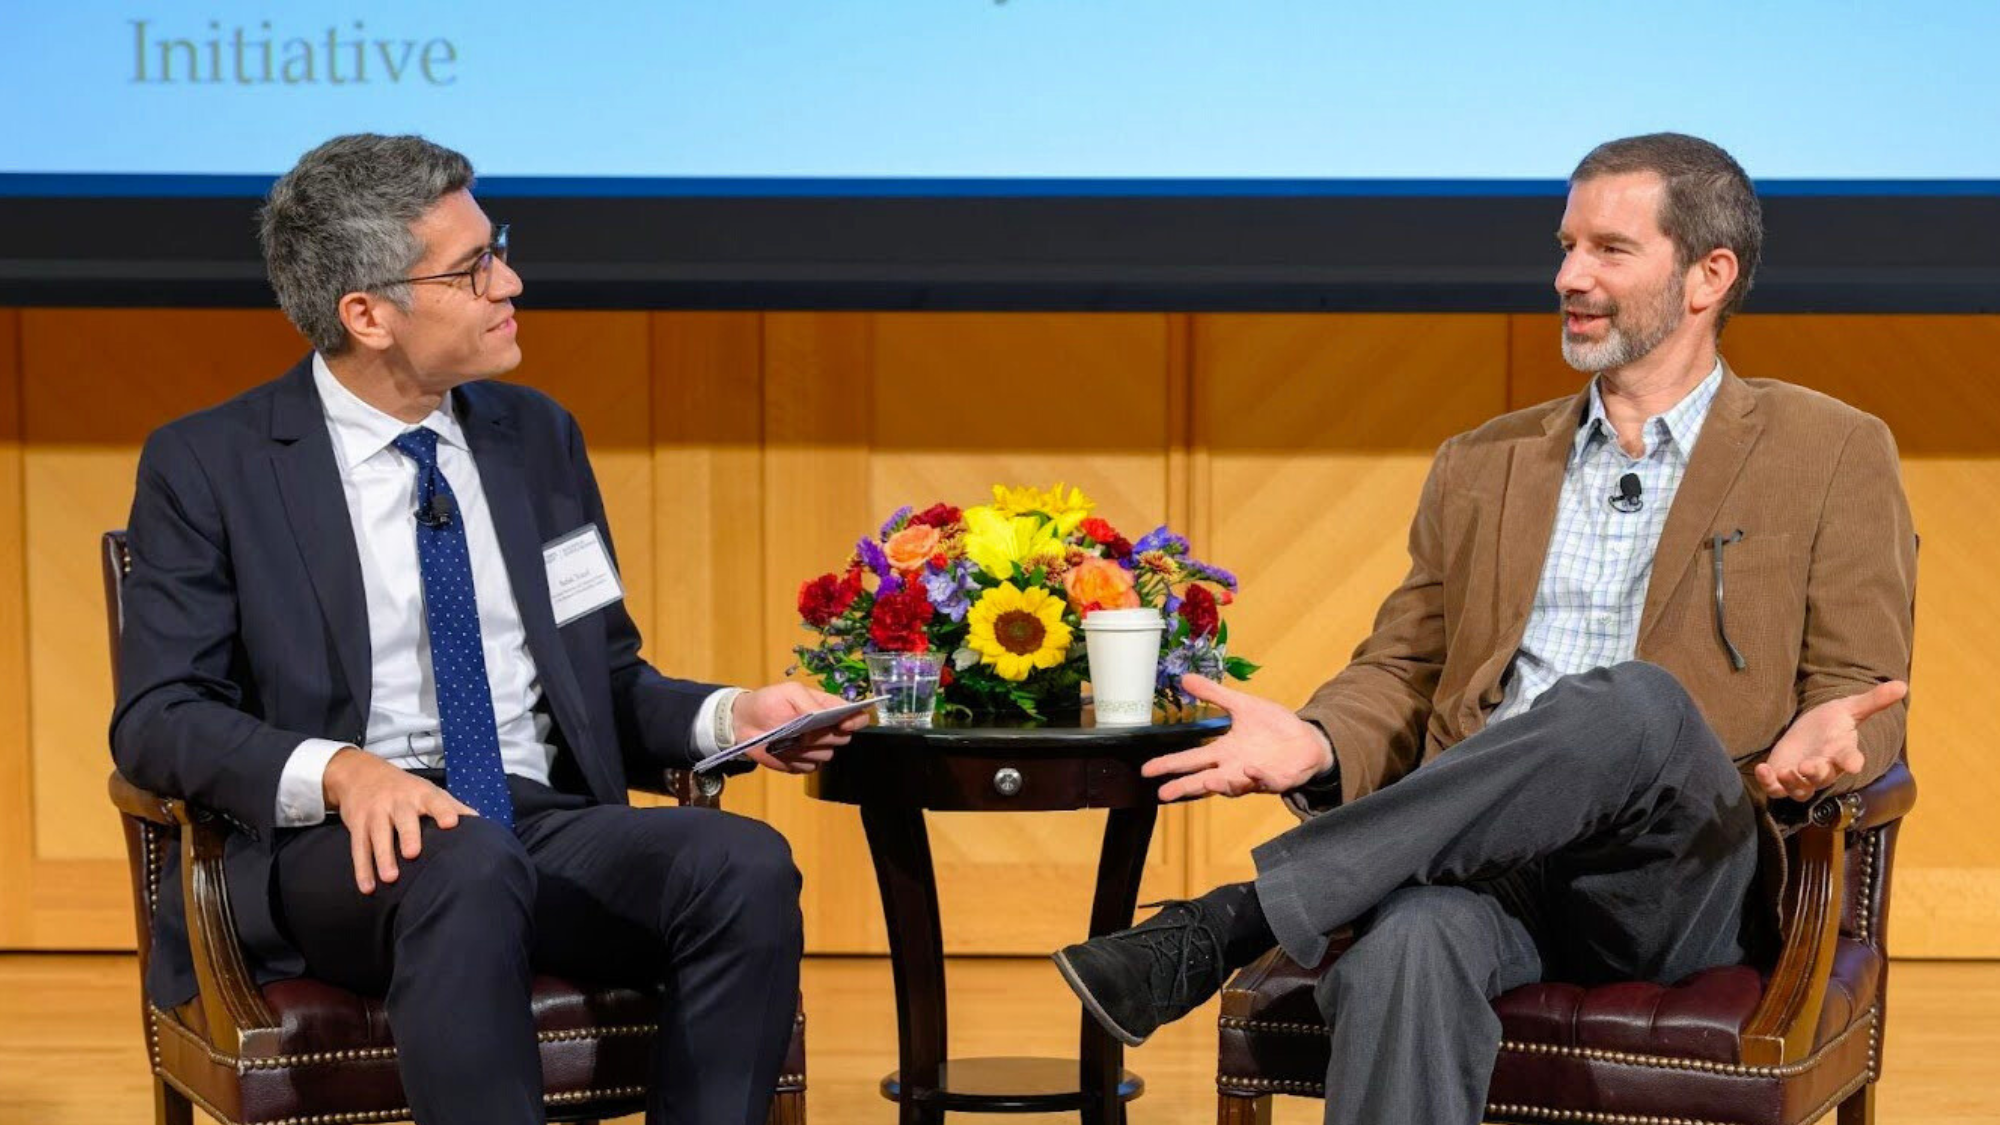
[7,174,2000,199]
[3,194,1996,312]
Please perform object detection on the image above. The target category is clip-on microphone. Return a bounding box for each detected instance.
[416,493,456,528]
[1609,472,1643,514]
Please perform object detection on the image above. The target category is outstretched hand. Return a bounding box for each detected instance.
[1754,680,1907,800]
[1140,674,1335,802]
[733,682,870,775]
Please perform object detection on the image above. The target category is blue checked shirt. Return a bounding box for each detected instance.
[1490,362,1724,724]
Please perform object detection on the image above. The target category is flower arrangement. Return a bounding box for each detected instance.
[792,483,1257,718]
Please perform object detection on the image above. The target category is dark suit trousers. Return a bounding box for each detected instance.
[1251,662,1763,1125]
[273,772,803,1125]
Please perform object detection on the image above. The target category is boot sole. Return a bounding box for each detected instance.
[1051,950,1148,1047]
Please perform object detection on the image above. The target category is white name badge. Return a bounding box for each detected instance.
[542,524,625,627]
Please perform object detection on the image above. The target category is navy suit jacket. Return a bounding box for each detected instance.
[111,357,723,1008]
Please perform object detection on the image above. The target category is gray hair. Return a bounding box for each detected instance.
[1570,133,1763,331]
[259,134,475,355]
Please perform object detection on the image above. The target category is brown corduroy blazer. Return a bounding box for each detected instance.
[1296,366,1916,816]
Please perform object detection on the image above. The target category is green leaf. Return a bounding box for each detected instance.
[1223,656,1260,681]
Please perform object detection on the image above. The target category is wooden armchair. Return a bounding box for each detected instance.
[1213,756,1915,1125]
[103,530,808,1125]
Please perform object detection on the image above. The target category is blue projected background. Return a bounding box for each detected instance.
[3,1,1996,191]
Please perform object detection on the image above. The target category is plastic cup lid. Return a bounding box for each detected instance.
[1083,607,1164,629]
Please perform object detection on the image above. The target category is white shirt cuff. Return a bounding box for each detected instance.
[277,739,349,827]
[691,687,749,758]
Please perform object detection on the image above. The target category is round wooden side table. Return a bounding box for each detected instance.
[807,706,1230,1125]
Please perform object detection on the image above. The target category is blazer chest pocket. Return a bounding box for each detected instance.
[1702,531,1803,671]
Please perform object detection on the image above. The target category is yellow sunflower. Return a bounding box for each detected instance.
[962,504,1066,579]
[989,482,1096,535]
[966,582,1074,681]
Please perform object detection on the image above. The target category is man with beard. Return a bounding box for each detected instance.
[1051,133,1916,1125]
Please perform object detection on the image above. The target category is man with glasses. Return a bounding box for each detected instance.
[112,134,855,1125]
[1053,133,1917,1125]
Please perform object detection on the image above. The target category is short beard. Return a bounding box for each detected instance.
[1560,272,1685,374]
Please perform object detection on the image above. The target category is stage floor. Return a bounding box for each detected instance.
[3,953,1991,1123]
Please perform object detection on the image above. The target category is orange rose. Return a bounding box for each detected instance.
[1063,558,1141,617]
[884,524,942,572]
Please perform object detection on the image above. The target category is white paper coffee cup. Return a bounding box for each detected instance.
[1083,607,1165,726]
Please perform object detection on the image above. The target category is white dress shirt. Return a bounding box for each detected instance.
[275,355,731,826]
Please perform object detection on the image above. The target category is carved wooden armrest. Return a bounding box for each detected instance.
[1740,761,1914,1066]
[109,771,182,827]
[631,767,726,809]
[107,772,275,1055]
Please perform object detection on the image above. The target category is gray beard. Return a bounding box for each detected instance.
[1560,279,1685,374]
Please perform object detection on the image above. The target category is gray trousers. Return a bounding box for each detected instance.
[1251,662,1761,1125]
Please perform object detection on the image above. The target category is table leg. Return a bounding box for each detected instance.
[861,802,947,1125]
[1080,804,1158,1125]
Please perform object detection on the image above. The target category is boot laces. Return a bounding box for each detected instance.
[1129,899,1224,1015]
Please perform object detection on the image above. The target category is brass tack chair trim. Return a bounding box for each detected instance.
[1216,1005,1872,1080]
[166,1072,655,1125]
[1483,1104,1734,1125]
[1212,1076,1323,1095]
[1487,1061,1871,1125]
[544,1085,648,1107]
[157,1004,809,1073]
[1215,1066,1867,1125]
[1856,831,1878,945]
[156,1012,662,1070]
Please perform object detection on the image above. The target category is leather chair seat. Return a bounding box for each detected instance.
[154,975,805,1125]
[1219,935,1882,1125]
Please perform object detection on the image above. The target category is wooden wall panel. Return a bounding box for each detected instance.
[23,310,303,871]
[506,312,654,633]
[1188,315,1511,890]
[0,309,28,945]
[649,312,770,817]
[760,313,882,951]
[1723,316,2000,958]
[3,306,1996,961]
[17,309,303,945]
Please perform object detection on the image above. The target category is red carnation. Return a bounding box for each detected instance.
[869,584,935,652]
[1179,584,1220,639]
[908,503,963,530]
[798,570,863,627]
[1080,517,1133,559]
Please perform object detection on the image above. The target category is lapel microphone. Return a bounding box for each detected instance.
[1609,473,1644,513]
[415,493,457,528]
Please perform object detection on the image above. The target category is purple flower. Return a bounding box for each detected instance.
[1133,526,1190,557]
[1157,635,1222,694]
[879,505,913,540]
[879,573,905,596]
[921,560,979,622]
[856,536,892,579]
[1180,557,1239,592]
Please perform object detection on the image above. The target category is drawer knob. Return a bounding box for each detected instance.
[993,767,1024,797]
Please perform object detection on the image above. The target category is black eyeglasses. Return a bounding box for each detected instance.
[378,224,510,297]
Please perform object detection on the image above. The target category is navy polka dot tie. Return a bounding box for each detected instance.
[392,427,514,828]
